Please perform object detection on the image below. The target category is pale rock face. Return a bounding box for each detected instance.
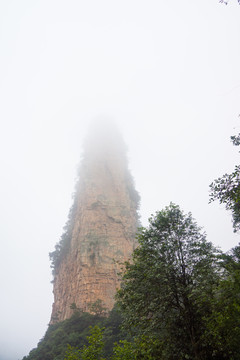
[50,124,139,322]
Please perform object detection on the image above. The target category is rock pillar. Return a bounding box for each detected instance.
[50,122,140,322]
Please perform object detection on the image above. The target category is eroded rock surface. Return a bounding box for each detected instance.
[50,123,139,322]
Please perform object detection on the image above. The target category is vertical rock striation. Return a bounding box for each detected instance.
[50,122,140,322]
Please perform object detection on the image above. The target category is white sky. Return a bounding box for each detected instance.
[0,1,240,359]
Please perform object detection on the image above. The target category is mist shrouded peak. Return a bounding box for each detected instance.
[82,119,127,163]
[50,120,140,322]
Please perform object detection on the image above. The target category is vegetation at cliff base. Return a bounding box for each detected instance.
[23,133,240,360]
[22,307,126,360]
[23,203,240,359]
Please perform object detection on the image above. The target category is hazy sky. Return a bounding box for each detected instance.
[0,1,240,359]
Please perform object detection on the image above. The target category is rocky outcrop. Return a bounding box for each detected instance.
[50,122,140,322]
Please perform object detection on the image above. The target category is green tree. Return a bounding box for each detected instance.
[112,340,136,360]
[22,306,126,360]
[210,134,240,232]
[204,243,240,359]
[116,203,221,359]
[81,326,105,360]
[64,345,82,360]
[208,132,240,357]
[112,336,163,360]
[64,326,105,360]
[219,0,240,4]
[88,299,108,316]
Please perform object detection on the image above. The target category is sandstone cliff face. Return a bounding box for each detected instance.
[50,124,139,322]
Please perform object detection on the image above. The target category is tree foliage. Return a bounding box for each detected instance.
[65,329,162,360]
[204,244,240,359]
[210,133,240,232]
[64,326,105,360]
[111,336,163,360]
[219,0,240,4]
[22,306,125,360]
[116,203,222,359]
[87,299,108,317]
[49,200,77,278]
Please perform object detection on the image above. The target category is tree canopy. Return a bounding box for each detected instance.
[210,133,240,232]
[219,0,240,4]
[116,203,222,359]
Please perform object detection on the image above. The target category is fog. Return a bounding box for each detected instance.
[0,1,240,359]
